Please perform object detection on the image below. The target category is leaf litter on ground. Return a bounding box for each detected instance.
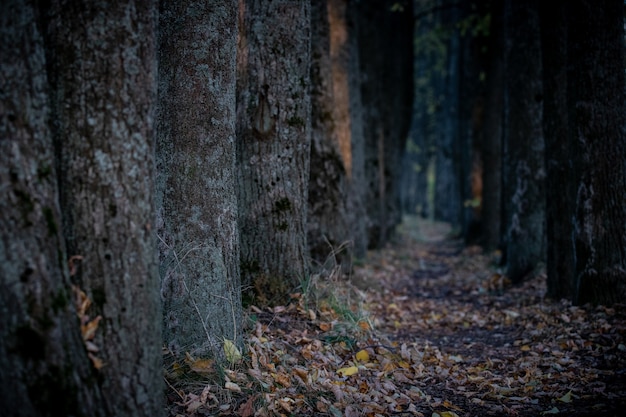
[165,217,626,416]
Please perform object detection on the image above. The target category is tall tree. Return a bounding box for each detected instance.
[481,0,504,252]
[0,2,106,415]
[157,0,242,357]
[502,0,545,283]
[540,1,574,299]
[337,0,369,257]
[237,0,312,304]
[357,0,414,248]
[44,0,163,415]
[565,0,626,304]
[307,0,352,269]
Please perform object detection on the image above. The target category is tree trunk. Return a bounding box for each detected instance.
[357,0,414,248]
[44,1,163,415]
[502,0,545,283]
[434,4,462,228]
[307,0,352,270]
[567,0,626,305]
[540,1,574,299]
[237,0,311,304]
[0,2,106,415]
[329,0,368,259]
[481,0,504,252]
[157,0,243,358]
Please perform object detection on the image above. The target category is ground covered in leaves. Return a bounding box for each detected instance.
[165,218,626,417]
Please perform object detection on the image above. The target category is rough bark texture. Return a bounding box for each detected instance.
[329,0,368,259]
[157,0,242,357]
[343,0,368,257]
[540,2,574,299]
[567,0,626,305]
[502,0,545,283]
[307,0,351,270]
[44,1,163,415]
[481,0,504,252]
[237,0,311,304]
[0,2,106,415]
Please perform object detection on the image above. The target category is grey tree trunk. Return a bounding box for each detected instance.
[44,1,163,415]
[0,2,106,415]
[502,0,545,283]
[307,0,352,270]
[157,0,242,357]
[342,0,369,257]
[237,0,311,304]
[566,0,626,305]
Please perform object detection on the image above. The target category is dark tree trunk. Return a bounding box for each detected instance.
[44,0,163,415]
[502,0,545,283]
[237,0,311,304]
[308,0,352,269]
[157,0,243,358]
[481,0,504,252]
[434,4,462,228]
[329,0,368,259]
[540,1,574,299]
[567,0,626,304]
[357,0,414,248]
[0,2,106,415]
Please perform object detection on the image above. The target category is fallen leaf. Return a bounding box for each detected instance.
[224,338,242,364]
[225,381,241,392]
[557,391,572,403]
[337,366,359,377]
[355,349,370,362]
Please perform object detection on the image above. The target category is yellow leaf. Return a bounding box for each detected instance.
[223,338,242,364]
[440,412,460,417]
[557,391,572,403]
[520,345,531,351]
[189,358,215,375]
[337,366,359,377]
[355,349,370,362]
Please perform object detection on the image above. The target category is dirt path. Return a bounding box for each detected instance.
[166,218,626,417]
[360,218,626,416]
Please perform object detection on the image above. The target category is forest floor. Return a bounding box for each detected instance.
[165,217,626,417]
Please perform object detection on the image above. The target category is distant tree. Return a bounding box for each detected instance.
[0,2,106,414]
[43,0,163,415]
[237,0,311,304]
[157,0,242,358]
[357,0,414,248]
[542,0,626,304]
[501,0,545,283]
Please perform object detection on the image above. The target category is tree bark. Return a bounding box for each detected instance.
[502,0,545,283]
[481,0,504,252]
[540,1,574,299]
[157,0,242,358]
[237,0,311,304]
[566,0,626,305]
[307,0,352,270]
[44,0,163,415]
[0,1,106,415]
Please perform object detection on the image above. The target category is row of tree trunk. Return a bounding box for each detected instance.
[0,0,413,415]
[405,0,626,305]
